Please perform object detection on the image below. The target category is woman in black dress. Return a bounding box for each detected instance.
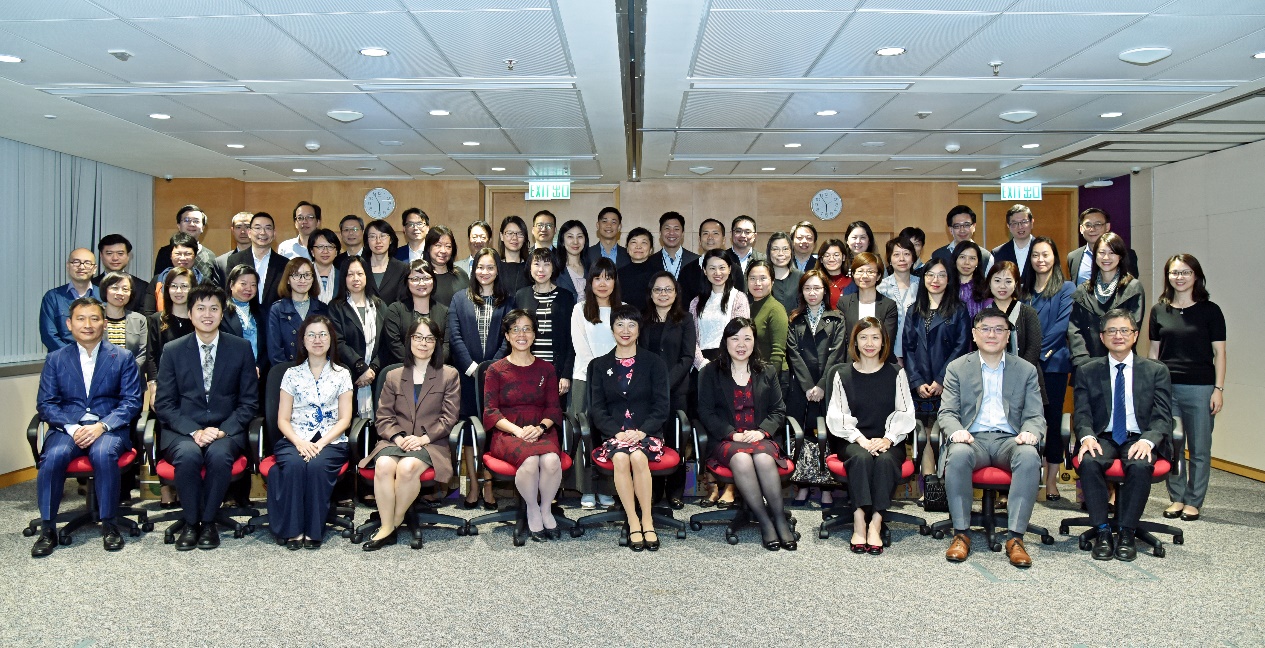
[823,317,915,554]
[698,317,795,550]
[483,310,566,542]
[786,269,847,506]
[589,305,671,550]
[381,260,449,368]
[639,272,696,508]
[424,225,470,306]
[497,215,530,296]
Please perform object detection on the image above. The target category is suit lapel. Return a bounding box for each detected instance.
[1131,360,1147,429]
[413,365,439,415]
[88,344,116,399]
[67,345,88,400]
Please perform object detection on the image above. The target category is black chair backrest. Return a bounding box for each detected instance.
[264,361,297,455]
[474,359,495,417]
[374,363,402,413]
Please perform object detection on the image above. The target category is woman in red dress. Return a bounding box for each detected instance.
[483,309,566,542]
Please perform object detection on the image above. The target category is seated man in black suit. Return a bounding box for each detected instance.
[1073,308,1172,561]
[154,284,259,550]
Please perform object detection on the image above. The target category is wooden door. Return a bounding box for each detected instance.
[978,190,1076,263]
[487,185,619,248]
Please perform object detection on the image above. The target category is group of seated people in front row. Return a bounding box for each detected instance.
[30,201,1224,569]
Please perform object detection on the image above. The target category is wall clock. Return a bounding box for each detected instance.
[810,188,842,221]
[364,187,395,219]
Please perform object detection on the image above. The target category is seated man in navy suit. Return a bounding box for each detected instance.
[1073,309,1172,561]
[154,284,259,551]
[33,297,142,557]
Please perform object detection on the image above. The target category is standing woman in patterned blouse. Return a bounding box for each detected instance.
[269,315,354,550]
[448,247,514,509]
[952,241,992,319]
[514,247,576,399]
[483,310,566,542]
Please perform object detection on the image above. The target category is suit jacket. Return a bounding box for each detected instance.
[587,349,670,440]
[93,273,151,314]
[902,307,971,392]
[266,298,330,366]
[360,364,461,482]
[379,301,449,369]
[787,310,848,392]
[697,364,787,440]
[1066,244,1140,284]
[215,247,251,287]
[37,341,142,435]
[368,257,410,305]
[226,248,289,310]
[678,256,710,309]
[514,286,576,380]
[1072,355,1173,457]
[639,316,696,411]
[327,297,389,378]
[1067,279,1146,368]
[937,352,1045,443]
[219,298,268,374]
[991,240,1033,281]
[583,242,630,270]
[657,248,700,281]
[446,290,514,373]
[837,292,900,361]
[726,248,766,279]
[392,243,426,264]
[153,333,259,453]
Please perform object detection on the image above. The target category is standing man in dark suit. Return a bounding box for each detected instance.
[1073,309,1172,561]
[392,207,429,264]
[931,205,993,274]
[656,211,698,281]
[1066,208,1140,285]
[726,215,766,277]
[227,212,289,310]
[154,204,217,281]
[678,218,727,307]
[991,204,1036,283]
[583,206,630,270]
[335,215,367,269]
[214,212,255,284]
[939,307,1045,568]
[94,234,150,314]
[32,297,142,557]
[154,284,259,550]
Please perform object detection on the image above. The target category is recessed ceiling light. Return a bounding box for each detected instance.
[1021,143,1040,149]
[43,114,56,119]
[761,167,776,171]
[893,166,913,171]
[327,110,363,123]
[355,166,374,171]
[875,47,906,56]
[149,113,170,120]
[379,140,403,146]
[1253,51,1265,59]
[226,143,245,149]
[462,141,480,146]
[1119,47,1172,65]
[784,143,801,148]
[961,167,977,172]
[689,166,713,175]
[861,141,885,147]
[0,54,22,63]
[491,167,506,172]
[1100,111,1124,118]
[999,110,1038,124]
[292,168,307,173]
[419,166,445,175]
[816,110,837,116]
[429,109,450,116]
[359,47,389,57]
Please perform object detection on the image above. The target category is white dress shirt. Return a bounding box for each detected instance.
[660,248,683,278]
[253,248,273,291]
[1101,352,1154,448]
[277,237,311,260]
[65,341,102,435]
[968,353,1015,435]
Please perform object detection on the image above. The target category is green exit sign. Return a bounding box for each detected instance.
[1000,182,1042,201]
[526,181,571,201]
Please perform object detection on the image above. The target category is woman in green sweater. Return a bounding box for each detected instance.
[746,259,789,372]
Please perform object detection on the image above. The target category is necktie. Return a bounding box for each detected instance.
[202,344,215,393]
[1112,362,1127,445]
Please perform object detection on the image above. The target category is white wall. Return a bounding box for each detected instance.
[0,373,40,475]
[1150,139,1265,472]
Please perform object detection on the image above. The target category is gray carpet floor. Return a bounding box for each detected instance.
[2,469,1262,647]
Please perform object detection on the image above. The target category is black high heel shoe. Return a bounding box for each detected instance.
[629,529,646,552]
[644,530,660,551]
[850,542,867,554]
[778,529,798,551]
[461,497,481,510]
[529,531,550,543]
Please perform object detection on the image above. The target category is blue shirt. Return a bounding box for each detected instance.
[968,353,1015,435]
[40,283,100,352]
[598,242,619,264]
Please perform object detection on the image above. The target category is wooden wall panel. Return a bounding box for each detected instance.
[153,178,245,255]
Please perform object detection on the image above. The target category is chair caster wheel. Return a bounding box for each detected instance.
[455,526,468,537]
[512,534,526,547]
[1041,535,1054,546]
[341,529,353,539]
[350,533,364,544]
[60,534,73,546]
[819,529,830,539]
[1058,524,1069,535]
[989,542,1002,552]
[932,530,944,540]
[1079,539,1092,551]
[1173,534,1184,545]
[689,522,702,531]
[675,529,687,540]
[233,529,245,539]
[569,527,585,538]
[22,527,35,537]
[142,522,154,532]
[466,525,479,536]
[725,533,739,545]
[1153,544,1166,558]
[822,511,836,521]
[919,525,930,536]
[794,531,801,541]
[410,539,424,550]
[164,534,175,544]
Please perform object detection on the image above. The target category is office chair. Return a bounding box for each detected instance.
[817,417,931,545]
[688,418,801,545]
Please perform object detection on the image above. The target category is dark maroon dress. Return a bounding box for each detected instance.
[706,382,787,471]
[483,357,564,468]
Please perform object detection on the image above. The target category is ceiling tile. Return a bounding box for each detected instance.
[504,127,593,155]
[857,0,1011,10]
[1156,0,1265,15]
[89,0,258,18]
[810,11,995,77]
[709,1,860,9]
[796,160,880,175]
[454,159,531,176]
[664,160,738,176]
[671,132,759,155]
[477,89,587,128]
[1155,30,1265,81]
[821,132,926,154]
[334,129,442,155]
[1068,150,1205,163]
[731,160,811,174]
[165,130,293,156]
[249,129,367,155]
[382,154,469,176]
[1007,0,1168,10]
[746,131,844,155]
[422,127,518,154]
[270,93,410,130]
[248,1,408,13]
[1100,142,1226,151]
[897,132,1010,155]
[318,158,403,176]
[1035,93,1209,131]
[1043,14,1265,80]
[131,15,341,80]
[692,9,852,78]
[372,90,498,129]
[857,93,996,130]
[680,91,790,128]
[944,93,1097,131]
[1189,96,1265,122]
[404,1,551,9]
[247,159,344,176]
[1155,122,1265,134]
[0,34,121,84]
[926,13,1140,78]
[267,12,456,80]
[170,94,315,130]
[974,133,1091,155]
[69,95,232,131]
[0,0,112,20]
[766,91,895,129]
[413,8,571,77]
[925,161,1004,177]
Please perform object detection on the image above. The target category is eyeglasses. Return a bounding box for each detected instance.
[509,326,533,334]
[410,334,437,344]
[535,223,555,231]
[291,273,313,281]
[852,269,878,277]
[408,276,434,284]
[732,228,754,236]
[1008,218,1033,227]
[652,287,675,295]
[311,244,336,252]
[68,260,96,269]
[305,331,330,340]
[1081,221,1106,231]
[341,227,362,234]
[1104,327,1137,336]
[949,223,974,231]
[106,285,131,293]
[180,218,203,226]
[1167,270,1194,278]
[295,215,317,222]
[366,233,391,242]
[923,272,948,280]
[502,231,524,239]
[404,221,426,229]
[168,284,191,292]
[974,325,1009,336]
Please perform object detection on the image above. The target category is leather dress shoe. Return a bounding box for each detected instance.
[303,539,322,550]
[1162,504,1183,519]
[1115,530,1137,561]
[1005,537,1032,568]
[102,525,125,552]
[945,533,971,562]
[362,530,398,552]
[175,523,200,551]
[197,523,220,550]
[1181,511,1200,521]
[1091,529,1115,561]
[285,539,302,551]
[31,529,58,558]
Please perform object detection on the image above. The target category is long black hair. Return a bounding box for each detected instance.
[910,257,962,320]
[582,257,621,324]
[1022,236,1066,301]
[950,240,987,302]
[424,225,458,273]
[335,256,381,302]
[407,316,445,370]
[714,317,766,376]
[469,247,508,307]
[699,248,739,313]
[1160,253,1211,304]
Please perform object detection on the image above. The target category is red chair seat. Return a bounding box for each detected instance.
[155,455,248,481]
[66,449,136,474]
[357,466,437,482]
[591,447,681,473]
[823,454,915,480]
[709,459,795,480]
[972,466,1013,486]
[1072,456,1171,479]
[483,452,573,477]
[259,455,349,479]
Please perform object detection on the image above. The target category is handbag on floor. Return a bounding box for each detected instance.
[789,433,835,486]
[922,474,949,513]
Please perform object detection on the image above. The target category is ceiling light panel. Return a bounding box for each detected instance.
[416,8,571,77]
[822,132,924,154]
[165,131,292,156]
[809,11,993,77]
[372,90,498,129]
[249,130,368,156]
[693,9,850,77]
[671,132,760,156]
[746,132,844,155]
[422,128,517,154]
[477,89,588,128]
[67,95,231,132]
[130,15,341,80]
[767,91,895,129]
[680,91,791,128]
[924,12,1138,78]
[270,93,408,130]
[732,160,811,174]
[266,12,457,79]
[943,93,1091,130]
[1035,93,1205,131]
[1044,14,1265,80]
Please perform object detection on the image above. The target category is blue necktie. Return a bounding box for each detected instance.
[1112,362,1127,445]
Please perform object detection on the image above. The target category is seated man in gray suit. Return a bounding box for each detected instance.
[939,306,1045,568]
[1073,309,1172,562]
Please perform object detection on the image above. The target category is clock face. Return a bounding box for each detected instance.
[364,187,396,219]
[811,189,842,221]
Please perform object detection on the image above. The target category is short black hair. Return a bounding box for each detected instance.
[1078,207,1110,225]
[625,227,653,246]
[69,296,106,319]
[945,205,977,227]
[339,214,364,229]
[188,283,228,310]
[610,303,642,330]
[731,215,756,231]
[307,228,341,257]
[251,211,275,227]
[175,204,204,226]
[700,218,726,236]
[659,211,685,230]
[501,308,537,337]
[169,232,198,251]
[973,306,1011,329]
[294,201,321,221]
[597,206,622,223]
[1099,308,1138,331]
[402,207,428,226]
[227,263,259,288]
[898,226,925,246]
[97,234,132,254]
[532,209,556,223]
[468,220,492,239]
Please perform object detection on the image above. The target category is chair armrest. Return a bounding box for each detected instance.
[786,417,804,450]
[816,416,827,444]
[575,412,592,468]
[691,419,709,467]
[1168,418,1185,476]
[911,420,925,462]
[26,414,44,463]
[448,420,464,449]
[347,417,370,457]
[467,415,486,472]
[249,417,266,468]
[673,410,690,452]
[143,418,158,465]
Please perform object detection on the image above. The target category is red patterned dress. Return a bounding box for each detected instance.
[706,381,787,471]
[483,357,564,467]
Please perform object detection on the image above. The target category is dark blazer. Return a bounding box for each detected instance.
[697,363,787,440]
[360,364,461,482]
[787,310,848,393]
[938,351,1045,443]
[152,334,259,454]
[146,313,194,384]
[991,240,1033,281]
[93,272,150,314]
[226,248,289,310]
[902,306,971,393]
[618,260,661,312]
[379,301,449,369]
[327,297,389,379]
[639,316,696,411]
[678,256,709,309]
[266,298,330,366]
[1002,301,1047,403]
[931,242,992,271]
[367,257,410,305]
[37,341,142,435]
[837,292,900,357]
[446,290,514,373]
[1066,244,1140,284]
[1072,355,1173,456]
[392,243,425,264]
[1068,279,1146,369]
[215,247,251,288]
[514,286,577,381]
[583,242,630,270]
[657,248,700,281]
[219,298,267,366]
[587,349,670,440]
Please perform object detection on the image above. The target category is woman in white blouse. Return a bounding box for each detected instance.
[269,315,354,550]
[689,249,750,369]
[877,236,920,363]
[824,317,914,555]
[570,257,621,509]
